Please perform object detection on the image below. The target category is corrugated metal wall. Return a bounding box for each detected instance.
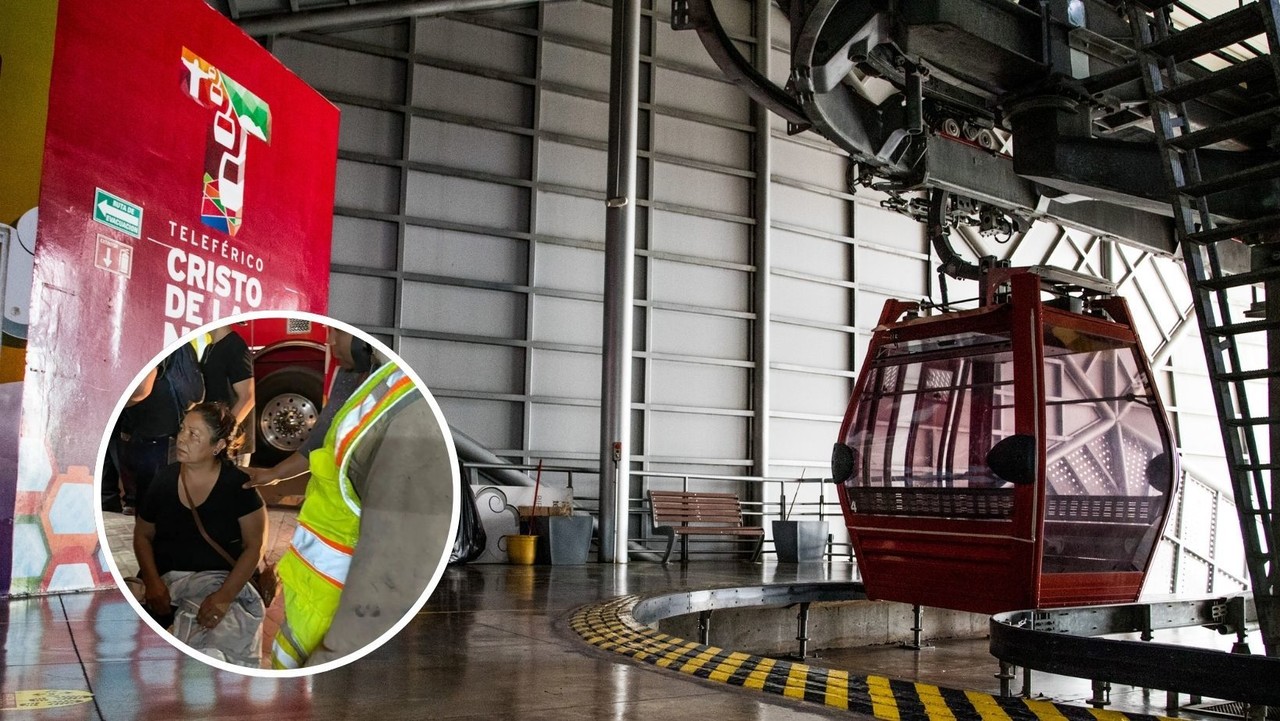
[263,0,1245,593]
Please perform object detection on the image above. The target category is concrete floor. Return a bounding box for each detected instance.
[0,560,1244,720]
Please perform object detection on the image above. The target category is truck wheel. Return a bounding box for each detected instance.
[255,367,324,467]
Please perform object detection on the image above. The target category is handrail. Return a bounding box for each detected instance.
[457,459,1246,587]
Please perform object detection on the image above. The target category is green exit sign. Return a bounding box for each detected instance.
[92,188,143,238]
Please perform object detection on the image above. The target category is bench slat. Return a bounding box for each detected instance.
[653,510,744,522]
[648,489,765,563]
[671,527,764,536]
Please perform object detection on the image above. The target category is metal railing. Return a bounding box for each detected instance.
[457,459,1250,590]
[628,470,851,560]
[458,461,590,495]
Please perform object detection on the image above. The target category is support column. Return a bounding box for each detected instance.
[750,0,773,503]
[599,0,641,563]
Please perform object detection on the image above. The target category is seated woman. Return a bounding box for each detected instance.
[133,402,268,667]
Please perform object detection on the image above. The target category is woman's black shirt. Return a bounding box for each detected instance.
[139,462,264,576]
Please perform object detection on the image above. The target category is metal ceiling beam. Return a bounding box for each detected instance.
[236,0,555,36]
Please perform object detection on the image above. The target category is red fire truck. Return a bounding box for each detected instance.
[230,317,332,467]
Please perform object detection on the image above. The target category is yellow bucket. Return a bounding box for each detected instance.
[505,534,538,565]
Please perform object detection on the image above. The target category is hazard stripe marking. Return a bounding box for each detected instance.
[567,595,1176,721]
[916,682,957,721]
[825,670,851,710]
[966,689,1013,721]
[869,675,902,721]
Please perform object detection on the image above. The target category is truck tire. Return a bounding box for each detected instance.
[254,367,324,467]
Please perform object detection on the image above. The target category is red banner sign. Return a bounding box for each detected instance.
[5,0,339,595]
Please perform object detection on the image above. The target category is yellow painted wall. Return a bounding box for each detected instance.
[0,0,57,382]
[0,0,56,224]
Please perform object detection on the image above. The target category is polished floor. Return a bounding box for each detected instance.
[1,560,1235,720]
[101,507,299,667]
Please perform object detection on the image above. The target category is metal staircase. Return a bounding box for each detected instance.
[1126,0,1280,657]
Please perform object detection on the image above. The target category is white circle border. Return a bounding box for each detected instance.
[93,309,462,678]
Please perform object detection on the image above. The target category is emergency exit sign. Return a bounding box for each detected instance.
[92,188,143,238]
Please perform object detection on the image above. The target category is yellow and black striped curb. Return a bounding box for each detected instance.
[569,595,1174,721]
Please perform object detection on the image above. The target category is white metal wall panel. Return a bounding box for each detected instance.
[649,210,750,263]
[327,23,411,49]
[649,411,748,461]
[438,398,524,452]
[771,371,850,417]
[402,226,528,283]
[856,246,929,296]
[650,258,750,312]
[540,91,610,142]
[537,141,609,189]
[854,200,930,254]
[400,338,524,395]
[651,162,751,217]
[649,309,749,360]
[273,39,406,102]
[529,403,599,455]
[711,0,754,36]
[543,42,613,94]
[404,172,530,231]
[412,65,532,125]
[270,0,1240,579]
[542,0,612,43]
[854,289,905,328]
[772,140,847,190]
[335,160,400,214]
[534,192,605,242]
[654,115,750,168]
[413,17,534,74]
[650,360,748,408]
[771,323,849,371]
[530,296,601,347]
[653,23,722,74]
[772,417,844,465]
[336,103,404,157]
[401,283,527,339]
[533,243,605,294]
[774,185,850,237]
[331,216,398,271]
[328,273,395,327]
[530,349,601,400]
[409,117,531,177]
[652,66,750,122]
[772,275,849,325]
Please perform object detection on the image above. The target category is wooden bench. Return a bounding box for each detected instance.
[648,490,765,564]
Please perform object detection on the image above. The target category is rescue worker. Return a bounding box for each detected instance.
[245,326,452,668]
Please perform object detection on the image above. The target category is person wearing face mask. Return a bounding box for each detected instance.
[246,326,450,669]
[133,402,268,667]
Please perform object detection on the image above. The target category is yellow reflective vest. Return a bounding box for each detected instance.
[271,362,415,669]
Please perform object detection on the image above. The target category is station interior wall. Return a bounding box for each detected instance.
[254,0,1252,596]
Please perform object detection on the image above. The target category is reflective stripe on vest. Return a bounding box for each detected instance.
[271,640,301,670]
[271,618,307,670]
[328,366,414,516]
[287,520,353,589]
[274,361,417,668]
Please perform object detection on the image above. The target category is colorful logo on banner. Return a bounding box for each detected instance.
[179,48,271,237]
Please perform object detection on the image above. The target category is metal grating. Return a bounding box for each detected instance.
[1184,701,1247,719]
[849,488,1015,519]
[286,318,313,334]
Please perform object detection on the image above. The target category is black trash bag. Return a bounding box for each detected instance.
[449,472,487,564]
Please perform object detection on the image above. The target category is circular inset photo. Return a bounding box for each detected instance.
[95,311,459,676]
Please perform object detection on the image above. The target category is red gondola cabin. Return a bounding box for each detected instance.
[832,268,1178,614]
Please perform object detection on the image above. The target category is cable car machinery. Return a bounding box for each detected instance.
[672,0,1280,665]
